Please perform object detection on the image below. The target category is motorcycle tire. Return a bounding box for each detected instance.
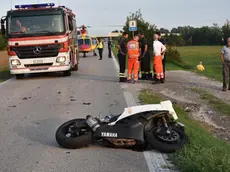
[55,119,93,149]
[146,126,188,153]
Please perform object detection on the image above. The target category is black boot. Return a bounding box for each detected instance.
[141,74,146,80]
[119,77,126,82]
[152,78,161,84]
[146,73,152,80]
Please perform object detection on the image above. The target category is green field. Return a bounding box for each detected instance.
[112,45,223,81]
[173,46,223,81]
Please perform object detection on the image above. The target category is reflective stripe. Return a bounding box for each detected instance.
[119,73,125,77]
[127,74,132,80]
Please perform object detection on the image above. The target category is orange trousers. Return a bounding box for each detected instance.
[154,55,164,79]
[128,58,139,81]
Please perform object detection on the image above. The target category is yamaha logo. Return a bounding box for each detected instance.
[101,132,118,137]
[33,46,42,55]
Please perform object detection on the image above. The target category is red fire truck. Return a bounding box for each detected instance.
[1,3,79,79]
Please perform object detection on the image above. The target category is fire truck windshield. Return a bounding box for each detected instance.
[8,13,65,37]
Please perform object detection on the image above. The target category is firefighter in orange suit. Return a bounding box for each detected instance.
[152,34,166,84]
[127,34,141,84]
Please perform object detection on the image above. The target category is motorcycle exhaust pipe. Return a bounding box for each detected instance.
[86,115,100,132]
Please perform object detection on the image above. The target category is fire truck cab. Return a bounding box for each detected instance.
[1,3,79,79]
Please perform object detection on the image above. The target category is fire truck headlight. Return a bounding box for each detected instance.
[11,59,21,66]
[56,56,66,63]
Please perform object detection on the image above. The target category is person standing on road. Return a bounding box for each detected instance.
[97,38,104,60]
[108,37,112,58]
[156,32,166,82]
[138,32,151,80]
[221,37,230,91]
[152,34,166,84]
[117,32,128,82]
[127,34,141,84]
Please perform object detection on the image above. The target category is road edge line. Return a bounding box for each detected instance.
[0,78,14,87]
[111,52,176,172]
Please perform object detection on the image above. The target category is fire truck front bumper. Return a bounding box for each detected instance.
[9,54,71,74]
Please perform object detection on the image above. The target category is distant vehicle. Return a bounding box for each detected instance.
[77,25,98,57]
[1,3,79,79]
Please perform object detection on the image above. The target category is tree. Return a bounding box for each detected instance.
[159,28,169,34]
[0,34,7,51]
[222,20,230,44]
[171,28,179,33]
[123,9,157,47]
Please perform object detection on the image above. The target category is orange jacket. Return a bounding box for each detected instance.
[127,40,140,58]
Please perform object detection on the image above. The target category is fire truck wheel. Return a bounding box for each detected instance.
[63,70,71,76]
[15,74,24,79]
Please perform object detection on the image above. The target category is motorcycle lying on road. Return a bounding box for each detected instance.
[55,100,188,153]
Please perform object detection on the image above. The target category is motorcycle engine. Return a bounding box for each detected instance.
[106,138,136,147]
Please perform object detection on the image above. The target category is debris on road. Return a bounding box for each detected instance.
[83,102,91,105]
[207,110,213,114]
[9,105,17,108]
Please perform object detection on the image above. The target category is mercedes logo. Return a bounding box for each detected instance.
[33,46,42,55]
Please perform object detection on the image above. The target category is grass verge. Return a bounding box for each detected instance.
[139,89,230,172]
[0,70,11,83]
[191,87,230,116]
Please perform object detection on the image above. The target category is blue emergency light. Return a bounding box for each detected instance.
[15,3,55,9]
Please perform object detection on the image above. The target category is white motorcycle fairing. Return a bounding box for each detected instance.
[108,100,178,126]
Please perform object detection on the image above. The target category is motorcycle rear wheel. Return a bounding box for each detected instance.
[55,119,93,149]
[146,126,188,153]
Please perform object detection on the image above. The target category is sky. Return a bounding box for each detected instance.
[1,0,230,36]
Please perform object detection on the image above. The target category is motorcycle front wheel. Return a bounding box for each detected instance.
[146,126,188,153]
[55,119,93,149]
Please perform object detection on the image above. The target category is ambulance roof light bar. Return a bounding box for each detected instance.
[15,3,55,9]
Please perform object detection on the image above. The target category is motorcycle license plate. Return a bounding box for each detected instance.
[33,60,43,64]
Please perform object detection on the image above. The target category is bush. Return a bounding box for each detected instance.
[0,34,7,51]
[166,46,193,69]
[166,46,182,63]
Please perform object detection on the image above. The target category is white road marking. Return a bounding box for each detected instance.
[0,78,14,87]
[111,52,176,172]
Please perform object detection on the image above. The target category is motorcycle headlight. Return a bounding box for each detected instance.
[11,59,21,66]
[56,56,66,63]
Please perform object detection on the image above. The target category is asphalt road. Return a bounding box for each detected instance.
[0,48,152,172]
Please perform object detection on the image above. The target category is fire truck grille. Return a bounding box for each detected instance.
[11,44,61,59]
